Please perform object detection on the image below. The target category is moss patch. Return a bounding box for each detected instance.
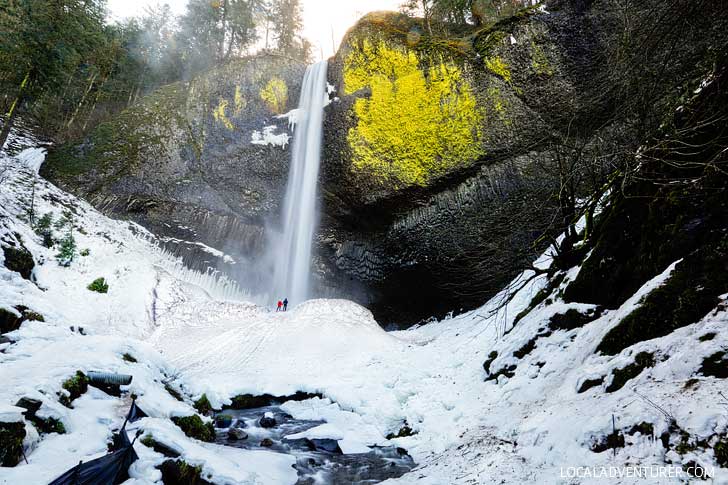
[194,394,214,415]
[59,371,89,407]
[605,352,655,393]
[171,415,215,443]
[596,247,728,355]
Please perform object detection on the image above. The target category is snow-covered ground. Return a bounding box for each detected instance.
[1,132,727,484]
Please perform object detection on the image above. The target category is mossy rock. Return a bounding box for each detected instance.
[59,371,88,407]
[194,394,214,415]
[87,277,109,294]
[141,435,181,458]
[159,459,213,485]
[2,245,34,280]
[596,246,728,355]
[0,421,26,466]
[171,415,215,443]
[605,352,655,393]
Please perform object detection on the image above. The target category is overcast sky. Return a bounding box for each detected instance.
[106,0,403,60]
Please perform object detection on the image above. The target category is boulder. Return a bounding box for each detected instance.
[260,438,274,447]
[2,244,34,280]
[258,415,276,428]
[228,428,248,441]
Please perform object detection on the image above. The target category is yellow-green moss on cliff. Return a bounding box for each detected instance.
[259,77,288,114]
[344,39,483,188]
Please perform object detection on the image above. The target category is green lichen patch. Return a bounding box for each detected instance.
[344,39,483,189]
[171,415,215,443]
[605,352,655,393]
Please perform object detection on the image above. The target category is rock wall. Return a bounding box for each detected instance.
[43,55,306,279]
[317,5,615,324]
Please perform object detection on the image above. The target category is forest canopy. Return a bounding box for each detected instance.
[0,0,310,150]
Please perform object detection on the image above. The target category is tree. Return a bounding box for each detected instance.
[56,229,77,267]
[269,0,303,55]
[0,0,107,151]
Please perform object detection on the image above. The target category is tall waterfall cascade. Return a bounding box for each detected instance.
[272,61,328,305]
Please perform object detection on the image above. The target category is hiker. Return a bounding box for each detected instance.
[283,298,288,311]
[276,300,282,312]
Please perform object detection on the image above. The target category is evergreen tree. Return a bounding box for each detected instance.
[35,212,54,248]
[56,229,76,267]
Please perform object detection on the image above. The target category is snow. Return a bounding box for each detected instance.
[0,405,25,423]
[1,129,727,484]
[251,125,290,148]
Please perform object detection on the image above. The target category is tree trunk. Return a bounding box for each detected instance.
[66,71,98,130]
[0,71,30,153]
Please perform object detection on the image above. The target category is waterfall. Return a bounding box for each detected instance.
[272,61,328,305]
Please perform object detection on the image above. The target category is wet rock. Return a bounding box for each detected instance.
[227,428,248,441]
[214,414,233,428]
[259,415,276,428]
[260,438,274,447]
[310,439,342,454]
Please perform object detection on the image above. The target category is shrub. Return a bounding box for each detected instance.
[87,277,109,293]
[80,248,90,256]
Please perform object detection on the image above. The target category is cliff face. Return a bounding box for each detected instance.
[43,55,306,278]
[318,5,616,324]
[41,0,725,325]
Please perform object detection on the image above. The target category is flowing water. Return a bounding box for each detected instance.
[272,61,329,305]
[215,405,416,485]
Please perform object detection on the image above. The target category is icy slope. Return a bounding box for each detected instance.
[1,130,727,485]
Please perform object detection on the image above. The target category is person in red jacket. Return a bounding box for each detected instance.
[276,300,283,312]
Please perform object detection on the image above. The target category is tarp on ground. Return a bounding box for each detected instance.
[47,442,138,485]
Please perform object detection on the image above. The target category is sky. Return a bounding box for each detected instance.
[106,0,403,60]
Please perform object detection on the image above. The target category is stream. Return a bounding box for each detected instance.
[214,405,416,484]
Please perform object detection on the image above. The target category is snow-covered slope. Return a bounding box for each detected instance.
[1,131,727,484]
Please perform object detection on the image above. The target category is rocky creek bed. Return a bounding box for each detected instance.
[214,405,416,484]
